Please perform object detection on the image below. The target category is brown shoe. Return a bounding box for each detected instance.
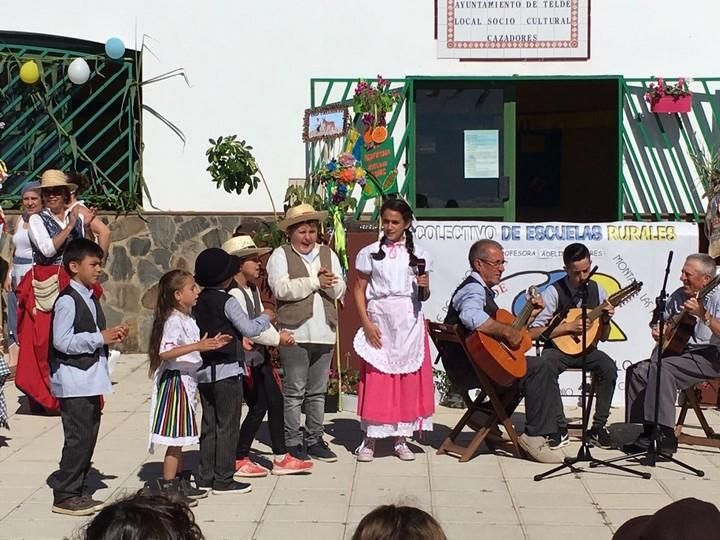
[52,495,104,516]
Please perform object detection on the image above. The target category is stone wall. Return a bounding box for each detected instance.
[86,213,268,353]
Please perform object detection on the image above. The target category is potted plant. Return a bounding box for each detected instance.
[339,367,360,413]
[353,75,401,148]
[325,369,341,413]
[692,147,720,257]
[644,77,692,114]
[433,368,466,409]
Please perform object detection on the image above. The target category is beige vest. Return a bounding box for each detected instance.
[276,244,338,329]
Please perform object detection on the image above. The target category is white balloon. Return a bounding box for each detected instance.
[68,58,90,85]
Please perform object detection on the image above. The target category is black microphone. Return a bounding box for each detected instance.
[416,258,427,301]
[650,251,673,327]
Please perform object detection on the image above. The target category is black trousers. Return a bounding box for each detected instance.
[48,396,101,504]
[522,356,564,437]
[198,377,242,489]
[542,347,617,429]
[237,362,286,458]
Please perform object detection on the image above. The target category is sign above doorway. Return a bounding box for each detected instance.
[437,0,590,61]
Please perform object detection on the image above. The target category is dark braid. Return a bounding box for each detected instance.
[405,228,419,268]
[371,198,417,267]
[371,235,388,261]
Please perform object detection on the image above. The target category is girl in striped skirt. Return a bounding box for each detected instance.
[148,270,232,504]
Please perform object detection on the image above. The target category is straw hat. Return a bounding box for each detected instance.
[278,203,328,232]
[222,234,271,259]
[40,170,77,192]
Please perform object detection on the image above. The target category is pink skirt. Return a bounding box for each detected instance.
[357,328,435,431]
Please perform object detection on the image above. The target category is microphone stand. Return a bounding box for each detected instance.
[535,267,650,481]
[593,251,704,477]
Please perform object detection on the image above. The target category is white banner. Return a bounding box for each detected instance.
[416,221,699,404]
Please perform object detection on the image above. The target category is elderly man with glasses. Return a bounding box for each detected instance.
[442,239,563,463]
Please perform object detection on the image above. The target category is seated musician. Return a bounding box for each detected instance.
[443,239,563,463]
[529,243,617,450]
[625,253,720,454]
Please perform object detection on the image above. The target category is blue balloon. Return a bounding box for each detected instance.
[105,37,125,60]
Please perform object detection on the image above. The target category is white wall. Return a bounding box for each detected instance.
[4,1,719,212]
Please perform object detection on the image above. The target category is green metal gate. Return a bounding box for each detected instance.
[308,76,719,223]
[0,33,141,211]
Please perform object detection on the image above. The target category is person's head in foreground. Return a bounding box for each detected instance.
[351,505,447,540]
[612,497,720,540]
[81,493,205,540]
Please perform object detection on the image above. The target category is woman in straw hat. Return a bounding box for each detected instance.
[223,234,313,477]
[15,170,96,414]
[265,204,346,463]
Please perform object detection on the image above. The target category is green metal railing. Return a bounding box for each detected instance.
[308,76,718,223]
[0,36,141,211]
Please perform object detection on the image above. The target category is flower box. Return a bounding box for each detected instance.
[649,94,692,114]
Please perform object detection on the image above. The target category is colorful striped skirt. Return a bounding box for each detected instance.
[149,369,198,448]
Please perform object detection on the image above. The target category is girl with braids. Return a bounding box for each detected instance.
[147,270,231,504]
[352,198,434,461]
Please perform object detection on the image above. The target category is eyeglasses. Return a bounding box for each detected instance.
[479,258,507,269]
[43,187,66,197]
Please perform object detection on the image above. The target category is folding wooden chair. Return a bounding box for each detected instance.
[675,382,720,449]
[428,322,524,462]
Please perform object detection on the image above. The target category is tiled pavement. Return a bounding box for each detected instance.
[2,354,720,539]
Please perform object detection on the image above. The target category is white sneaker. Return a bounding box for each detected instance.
[394,441,416,461]
[355,439,375,462]
[518,433,563,464]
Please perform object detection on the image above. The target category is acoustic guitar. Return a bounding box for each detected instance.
[465,286,541,387]
[662,273,720,357]
[551,280,643,356]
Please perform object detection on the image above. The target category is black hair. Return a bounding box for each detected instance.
[562,243,590,266]
[81,493,205,540]
[63,238,105,274]
[371,198,418,267]
[66,170,91,194]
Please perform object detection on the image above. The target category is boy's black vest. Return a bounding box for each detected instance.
[50,286,108,370]
[234,283,265,366]
[551,278,600,317]
[444,275,498,330]
[193,288,243,375]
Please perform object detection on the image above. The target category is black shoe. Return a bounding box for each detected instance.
[156,478,198,507]
[306,439,338,462]
[212,481,252,495]
[625,429,678,455]
[547,428,569,450]
[289,444,311,462]
[177,471,209,500]
[52,495,104,516]
[588,425,613,449]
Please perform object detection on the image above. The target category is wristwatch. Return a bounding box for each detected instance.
[704,312,713,327]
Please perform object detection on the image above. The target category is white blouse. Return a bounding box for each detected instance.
[12,216,33,260]
[159,310,202,372]
[356,239,432,301]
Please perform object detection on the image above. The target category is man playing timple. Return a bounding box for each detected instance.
[444,239,563,463]
[530,243,617,450]
[626,253,720,453]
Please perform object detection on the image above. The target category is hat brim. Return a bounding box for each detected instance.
[278,210,328,231]
[228,247,272,259]
[195,255,242,287]
[41,182,78,192]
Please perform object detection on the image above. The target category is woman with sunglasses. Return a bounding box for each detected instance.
[15,170,93,414]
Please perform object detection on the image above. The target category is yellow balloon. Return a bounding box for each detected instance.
[19,60,40,84]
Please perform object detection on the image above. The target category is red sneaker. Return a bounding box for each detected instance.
[234,458,269,478]
[272,453,314,476]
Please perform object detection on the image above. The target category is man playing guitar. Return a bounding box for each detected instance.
[529,243,617,450]
[443,239,563,463]
[625,253,720,454]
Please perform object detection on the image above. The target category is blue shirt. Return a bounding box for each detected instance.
[196,294,272,384]
[451,271,493,331]
[50,280,111,398]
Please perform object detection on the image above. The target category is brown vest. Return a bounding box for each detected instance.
[276,244,338,330]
